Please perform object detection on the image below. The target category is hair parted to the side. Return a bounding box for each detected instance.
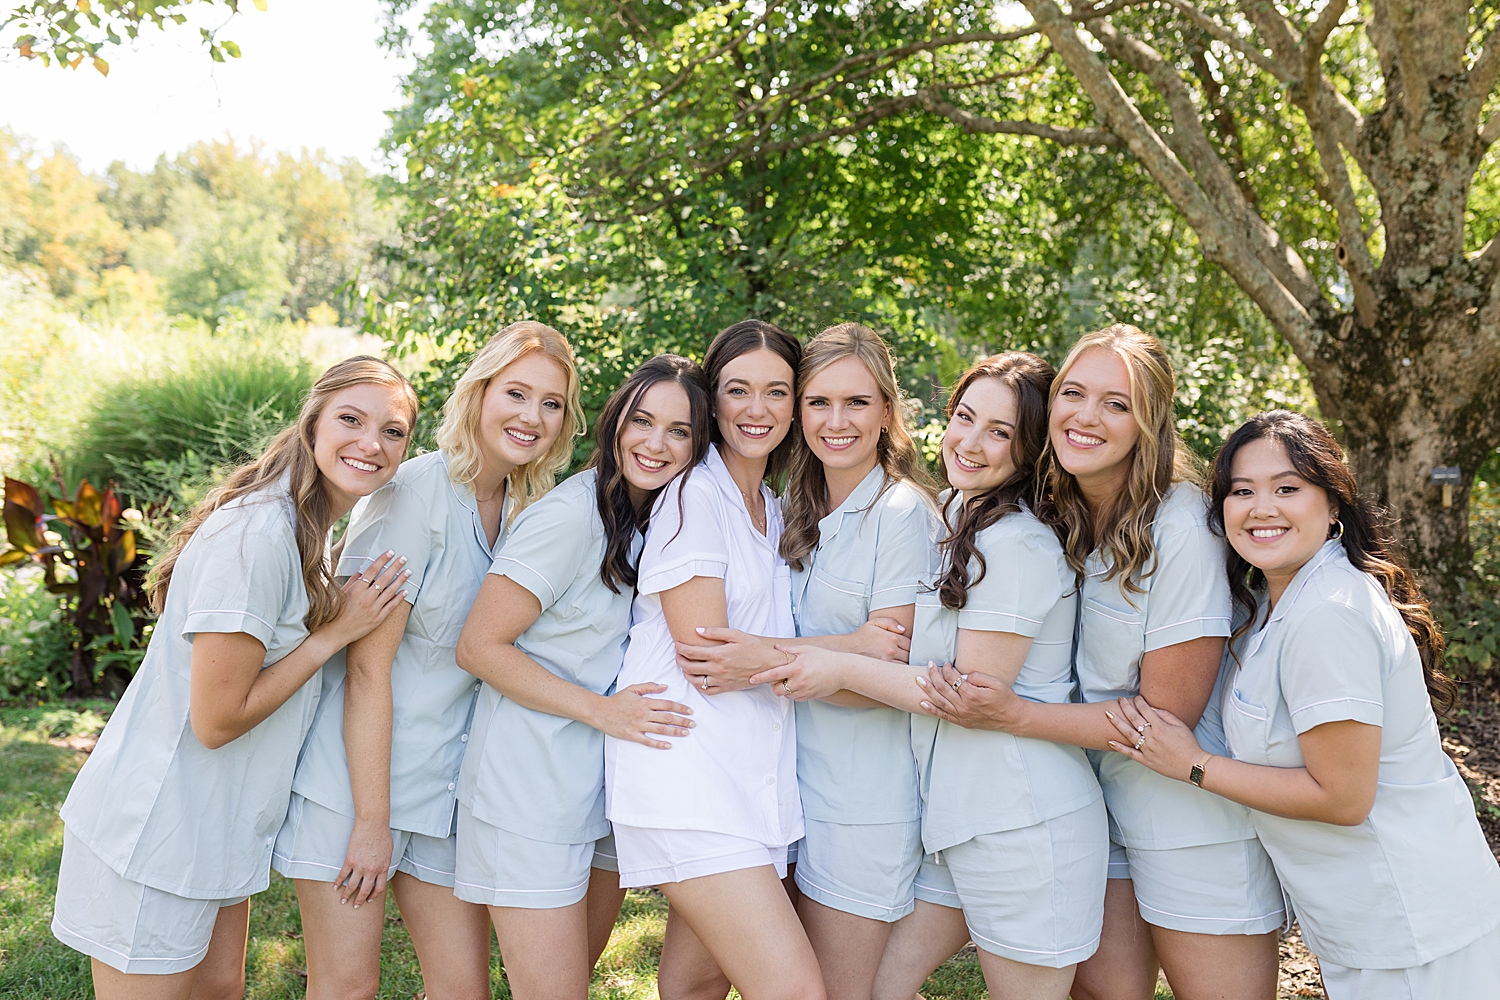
[585,355,713,593]
[781,323,937,571]
[1208,410,1456,713]
[1037,323,1201,593]
[436,321,584,516]
[936,352,1056,610]
[146,356,419,631]
[702,319,802,485]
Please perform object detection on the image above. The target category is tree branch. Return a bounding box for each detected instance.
[1473,23,1500,118]
[1368,0,1431,123]
[1089,16,1325,311]
[1022,0,1332,379]
[918,95,1123,146]
[1165,0,1294,83]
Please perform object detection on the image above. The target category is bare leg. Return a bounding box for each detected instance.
[1070,879,1159,1000]
[660,907,733,1000]
[391,872,492,1000]
[659,866,827,1000]
[585,866,628,968]
[869,900,970,1000]
[90,899,251,1000]
[659,867,801,1000]
[488,899,591,1000]
[1151,927,1278,1000]
[799,897,897,1000]
[295,878,385,1000]
[974,949,1075,1000]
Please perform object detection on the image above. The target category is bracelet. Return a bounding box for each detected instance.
[1189,752,1214,788]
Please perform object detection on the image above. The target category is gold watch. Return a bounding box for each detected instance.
[1189,752,1213,788]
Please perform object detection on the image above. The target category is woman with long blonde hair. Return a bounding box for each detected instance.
[272,322,583,1000]
[917,325,1284,1000]
[53,357,417,1000]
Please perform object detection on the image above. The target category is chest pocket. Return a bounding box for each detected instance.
[1080,597,1146,694]
[1223,683,1273,764]
[803,568,869,635]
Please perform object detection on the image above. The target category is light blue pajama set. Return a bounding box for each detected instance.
[909,501,1109,967]
[53,480,323,974]
[1078,482,1284,935]
[453,469,634,907]
[274,451,497,888]
[1224,541,1500,999]
[790,466,938,921]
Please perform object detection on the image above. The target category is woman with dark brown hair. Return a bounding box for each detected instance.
[1109,409,1500,999]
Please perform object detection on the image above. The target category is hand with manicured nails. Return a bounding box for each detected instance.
[676,628,778,691]
[324,551,411,649]
[336,820,393,908]
[918,661,1027,732]
[848,616,911,661]
[592,682,695,749]
[1107,695,1203,781]
[752,644,847,701]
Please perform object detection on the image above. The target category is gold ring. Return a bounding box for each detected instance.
[1133,733,1146,751]
[700,675,709,691]
[1136,724,1147,734]
[781,679,791,695]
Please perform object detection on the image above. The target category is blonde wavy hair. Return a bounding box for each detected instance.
[435,321,584,515]
[1037,324,1201,593]
[780,323,937,571]
[147,356,419,631]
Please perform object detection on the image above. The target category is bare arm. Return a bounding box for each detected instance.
[920,635,1226,752]
[675,611,912,690]
[335,601,410,906]
[456,575,693,748]
[1108,698,1381,825]
[189,553,410,750]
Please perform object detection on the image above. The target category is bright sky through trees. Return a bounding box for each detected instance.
[0,0,408,171]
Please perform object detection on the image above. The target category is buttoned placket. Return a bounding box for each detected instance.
[792,466,883,630]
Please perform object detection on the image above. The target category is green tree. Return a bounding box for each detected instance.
[3,0,258,72]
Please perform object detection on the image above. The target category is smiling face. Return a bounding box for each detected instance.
[1223,436,1338,597]
[714,348,796,461]
[616,380,697,501]
[800,355,890,477]
[477,351,570,480]
[1048,347,1142,498]
[941,376,1018,493]
[312,383,413,512]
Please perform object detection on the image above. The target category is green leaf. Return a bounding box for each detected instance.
[221,39,241,59]
[110,601,135,648]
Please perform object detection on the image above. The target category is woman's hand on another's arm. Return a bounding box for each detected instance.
[675,628,780,689]
[1137,635,1225,731]
[1109,696,1380,825]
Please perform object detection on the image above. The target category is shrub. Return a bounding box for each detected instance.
[67,339,317,494]
[0,568,72,701]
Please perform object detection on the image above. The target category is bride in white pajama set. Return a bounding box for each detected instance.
[604,319,829,1000]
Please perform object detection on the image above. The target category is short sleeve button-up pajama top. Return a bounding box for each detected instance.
[1224,540,1500,994]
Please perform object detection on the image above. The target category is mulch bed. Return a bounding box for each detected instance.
[1272,686,1500,999]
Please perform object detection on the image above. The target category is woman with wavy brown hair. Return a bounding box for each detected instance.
[52,357,418,1000]
[1110,409,1500,999]
[916,326,1284,1000]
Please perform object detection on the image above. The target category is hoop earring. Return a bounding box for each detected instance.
[1329,519,1345,540]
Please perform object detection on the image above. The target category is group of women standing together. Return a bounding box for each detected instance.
[49,316,1500,1000]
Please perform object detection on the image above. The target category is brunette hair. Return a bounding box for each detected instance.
[781,323,938,571]
[585,355,713,592]
[702,319,802,486]
[147,356,419,630]
[1208,410,1455,712]
[1037,324,1201,593]
[436,321,584,516]
[936,352,1056,610]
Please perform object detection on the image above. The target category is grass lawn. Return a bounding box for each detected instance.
[0,704,1001,1000]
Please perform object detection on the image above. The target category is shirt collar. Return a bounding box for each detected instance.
[1266,538,1344,624]
[817,464,887,546]
[442,450,503,558]
[705,443,778,538]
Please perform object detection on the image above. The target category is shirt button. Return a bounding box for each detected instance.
[460,733,469,742]
[266,837,274,845]
[772,723,781,731]
[765,776,775,785]
[473,682,481,691]
[447,782,456,791]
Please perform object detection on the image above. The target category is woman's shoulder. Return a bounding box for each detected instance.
[873,476,937,520]
[977,505,1064,554]
[1287,547,1398,632]
[1151,481,1215,542]
[203,482,297,542]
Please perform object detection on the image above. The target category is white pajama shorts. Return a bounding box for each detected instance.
[52,828,250,975]
[1320,923,1500,1000]
[1117,836,1285,936]
[913,797,1108,969]
[793,816,923,922]
[271,792,457,888]
[611,823,789,888]
[453,803,617,908]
